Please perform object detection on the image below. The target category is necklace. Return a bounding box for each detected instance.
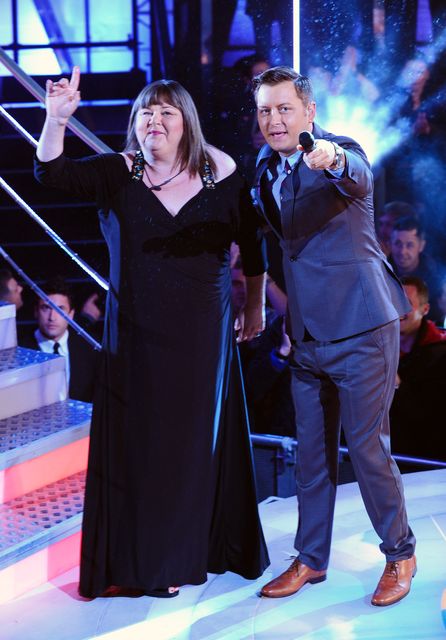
[144,164,184,191]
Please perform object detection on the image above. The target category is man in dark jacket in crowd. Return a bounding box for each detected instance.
[390,276,446,460]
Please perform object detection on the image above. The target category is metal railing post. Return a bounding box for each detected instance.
[0,47,113,154]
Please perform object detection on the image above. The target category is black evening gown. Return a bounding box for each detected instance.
[35,153,270,597]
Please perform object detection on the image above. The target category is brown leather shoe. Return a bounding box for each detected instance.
[371,556,417,606]
[260,558,327,598]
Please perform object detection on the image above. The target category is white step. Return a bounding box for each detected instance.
[0,470,85,571]
[0,303,17,350]
[0,347,67,420]
[0,470,85,603]
[0,399,91,503]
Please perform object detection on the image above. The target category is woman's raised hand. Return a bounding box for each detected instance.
[45,66,81,123]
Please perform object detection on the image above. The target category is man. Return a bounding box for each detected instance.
[20,277,97,403]
[375,201,417,258]
[390,276,446,460]
[216,54,270,182]
[390,216,442,324]
[0,268,24,310]
[251,66,416,606]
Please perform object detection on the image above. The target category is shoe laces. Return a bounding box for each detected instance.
[284,557,300,575]
[384,561,399,579]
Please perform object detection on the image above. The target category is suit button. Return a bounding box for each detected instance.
[290,255,297,262]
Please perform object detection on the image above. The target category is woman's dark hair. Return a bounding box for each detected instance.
[252,65,314,106]
[124,79,216,176]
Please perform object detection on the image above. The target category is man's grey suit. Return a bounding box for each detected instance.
[252,122,416,570]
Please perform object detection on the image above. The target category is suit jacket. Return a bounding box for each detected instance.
[252,122,410,342]
[19,328,98,403]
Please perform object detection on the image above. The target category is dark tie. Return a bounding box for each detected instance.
[280,159,294,208]
[53,342,60,354]
[260,162,282,234]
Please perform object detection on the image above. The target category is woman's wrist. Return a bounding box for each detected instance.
[46,115,70,127]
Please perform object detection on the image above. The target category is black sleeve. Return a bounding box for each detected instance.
[236,173,267,277]
[34,152,131,207]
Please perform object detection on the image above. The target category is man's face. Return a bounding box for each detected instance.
[377,213,398,246]
[391,229,425,274]
[231,268,247,315]
[400,59,429,94]
[5,277,23,309]
[256,81,316,156]
[35,293,74,341]
[400,284,429,335]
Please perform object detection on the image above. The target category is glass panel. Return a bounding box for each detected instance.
[18,47,60,74]
[90,47,133,73]
[1,0,134,75]
[17,0,46,44]
[0,0,13,47]
[89,0,132,42]
[39,0,86,43]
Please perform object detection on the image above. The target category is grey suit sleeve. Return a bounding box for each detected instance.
[324,139,374,199]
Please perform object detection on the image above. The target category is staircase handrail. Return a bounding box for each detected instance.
[0,48,110,292]
[0,47,113,154]
[0,49,114,348]
[0,105,39,147]
[0,245,102,351]
[0,175,109,291]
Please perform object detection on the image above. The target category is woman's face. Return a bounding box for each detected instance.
[135,101,184,157]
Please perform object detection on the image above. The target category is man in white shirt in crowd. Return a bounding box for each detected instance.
[20,276,97,402]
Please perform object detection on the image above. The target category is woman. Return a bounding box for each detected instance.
[35,67,269,598]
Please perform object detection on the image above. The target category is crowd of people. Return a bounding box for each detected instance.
[1,0,446,609]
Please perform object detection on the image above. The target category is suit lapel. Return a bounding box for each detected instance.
[252,146,283,242]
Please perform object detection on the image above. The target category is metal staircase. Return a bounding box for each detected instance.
[0,68,148,328]
[0,301,92,603]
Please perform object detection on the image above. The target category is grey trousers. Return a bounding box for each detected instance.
[290,319,416,570]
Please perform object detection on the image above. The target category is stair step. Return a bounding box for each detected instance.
[0,202,103,241]
[0,303,17,350]
[1,238,108,273]
[0,399,91,503]
[0,399,91,467]
[1,166,82,206]
[0,128,125,172]
[0,347,67,420]
[0,470,85,569]
[0,470,85,603]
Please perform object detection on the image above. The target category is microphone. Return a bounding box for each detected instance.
[299,131,316,153]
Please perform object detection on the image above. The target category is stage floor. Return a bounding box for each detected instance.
[2,469,446,640]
